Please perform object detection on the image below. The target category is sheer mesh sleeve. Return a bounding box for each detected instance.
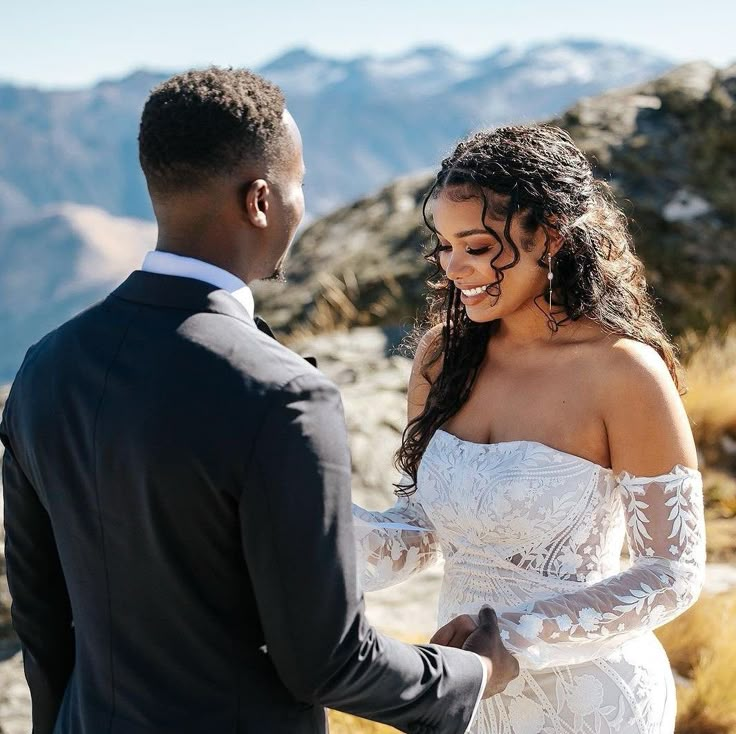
[495,465,706,670]
[353,485,441,592]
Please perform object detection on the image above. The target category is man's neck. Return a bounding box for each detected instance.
[154,239,251,282]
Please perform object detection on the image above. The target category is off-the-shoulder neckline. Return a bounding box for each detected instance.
[433,429,700,482]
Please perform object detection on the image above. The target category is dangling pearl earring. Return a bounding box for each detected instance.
[547,253,554,312]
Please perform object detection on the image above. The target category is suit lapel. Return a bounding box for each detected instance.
[253,315,318,368]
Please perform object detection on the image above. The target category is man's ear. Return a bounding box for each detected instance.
[242,179,269,228]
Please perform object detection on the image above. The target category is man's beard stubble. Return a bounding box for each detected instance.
[264,263,287,282]
[265,237,296,282]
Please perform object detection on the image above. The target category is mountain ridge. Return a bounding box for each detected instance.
[0,38,673,220]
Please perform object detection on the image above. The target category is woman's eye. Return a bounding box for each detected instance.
[466,246,491,255]
[436,244,452,252]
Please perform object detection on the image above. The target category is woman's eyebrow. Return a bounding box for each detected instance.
[455,228,492,237]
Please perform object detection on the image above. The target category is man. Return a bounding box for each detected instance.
[1,67,517,734]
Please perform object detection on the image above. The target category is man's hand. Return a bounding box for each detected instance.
[430,614,477,648]
[431,606,519,698]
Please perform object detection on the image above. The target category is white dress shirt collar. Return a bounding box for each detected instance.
[141,250,255,319]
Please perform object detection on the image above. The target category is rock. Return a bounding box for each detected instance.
[253,173,436,337]
[557,62,736,333]
[703,563,736,595]
[291,328,412,508]
[0,654,29,734]
[0,386,28,733]
[254,62,736,339]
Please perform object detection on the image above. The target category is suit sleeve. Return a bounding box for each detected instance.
[240,372,483,733]
[1,395,75,734]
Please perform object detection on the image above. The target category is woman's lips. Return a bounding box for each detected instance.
[457,283,491,306]
[460,289,489,306]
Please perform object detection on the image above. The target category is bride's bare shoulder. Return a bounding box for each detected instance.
[585,333,677,410]
[590,335,696,474]
[592,334,671,379]
[406,325,444,419]
[413,325,444,370]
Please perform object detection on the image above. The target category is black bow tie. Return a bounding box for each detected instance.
[254,315,317,369]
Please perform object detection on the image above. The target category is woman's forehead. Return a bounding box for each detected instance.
[430,190,508,235]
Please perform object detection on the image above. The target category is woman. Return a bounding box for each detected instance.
[353,125,706,733]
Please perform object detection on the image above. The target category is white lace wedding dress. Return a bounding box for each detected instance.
[353,429,706,734]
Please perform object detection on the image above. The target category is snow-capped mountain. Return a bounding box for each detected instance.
[261,45,478,97]
[0,39,673,223]
[264,40,669,102]
[261,40,672,212]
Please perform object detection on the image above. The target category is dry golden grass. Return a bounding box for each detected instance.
[656,590,736,734]
[284,270,404,348]
[655,590,736,677]
[679,326,736,520]
[681,326,736,457]
[675,649,736,734]
[327,710,397,733]
[705,517,736,561]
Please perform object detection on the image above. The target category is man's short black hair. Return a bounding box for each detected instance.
[138,67,287,194]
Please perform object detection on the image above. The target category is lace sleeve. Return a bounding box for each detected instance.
[353,486,440,592]
[495,465,706,670]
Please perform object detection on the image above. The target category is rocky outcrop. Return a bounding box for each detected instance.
[290,327,412,508]
[0,383,25,734]
[556,61,736,333]
[0,654,28,734]
[254,62,736,339]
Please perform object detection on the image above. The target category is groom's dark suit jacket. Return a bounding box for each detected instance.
[1,271,482,734]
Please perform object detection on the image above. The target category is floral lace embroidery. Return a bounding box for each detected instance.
[353,431,704,733]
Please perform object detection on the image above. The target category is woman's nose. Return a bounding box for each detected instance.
[444,250,473,281]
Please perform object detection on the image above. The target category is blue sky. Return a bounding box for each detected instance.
[3,0,734,89]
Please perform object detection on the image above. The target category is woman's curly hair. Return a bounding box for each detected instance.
[395,125,680,494]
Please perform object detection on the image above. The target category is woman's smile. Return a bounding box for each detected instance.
[459,286,492,306]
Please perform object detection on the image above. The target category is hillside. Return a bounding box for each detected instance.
[0,205,154,380]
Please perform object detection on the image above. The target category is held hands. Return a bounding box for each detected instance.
[431,606,519,698]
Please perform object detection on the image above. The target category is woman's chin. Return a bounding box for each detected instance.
[462,296,498,322]
[463,306,498,323]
